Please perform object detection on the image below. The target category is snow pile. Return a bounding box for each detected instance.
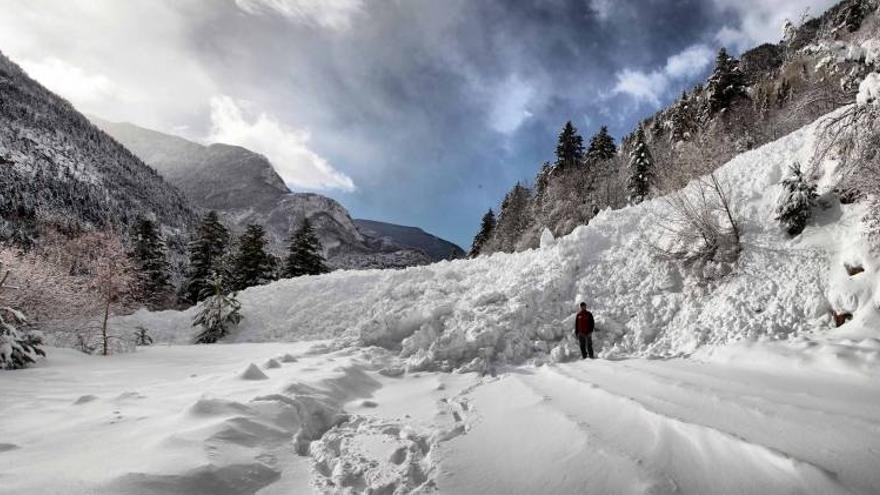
[115,109,880,372]
[857,72,880,106]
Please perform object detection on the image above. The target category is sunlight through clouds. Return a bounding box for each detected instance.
[208,96,355,192]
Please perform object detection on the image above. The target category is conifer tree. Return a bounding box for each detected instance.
[627,126,655,203]
[183,211,230,305]
[706,48,747,115]
[131,217,173,309]
[555,121,585,169]
[230,224,277,291]
[587,126,617,162]
[775,163,818,236]
[0,263,44,369]
[469,209,496,257]
[492,183,532,252]
[283,219,328,278]
[192,274,242,344]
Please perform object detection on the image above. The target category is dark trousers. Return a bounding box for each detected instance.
[578,333,594,359]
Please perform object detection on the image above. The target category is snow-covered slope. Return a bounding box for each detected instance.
[115,109,880,373]
[0,52,195,243]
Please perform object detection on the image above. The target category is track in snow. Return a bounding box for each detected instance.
[435,358,880,495]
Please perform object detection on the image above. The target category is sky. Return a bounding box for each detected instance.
[0,0,838,248]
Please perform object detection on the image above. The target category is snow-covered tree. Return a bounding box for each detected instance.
[230,224,277,291]
[469,209,496,257]
[0,263,44,370]
[192,274,242,344]
[706,48,747,116]
[555,121,585,169]
[283,219,328,278]
[587,126,617,162]
[487,183,532,253]
[775,162,818,236]
[130,217,173,309]
[183,211,230,305]
[627,126,656,203]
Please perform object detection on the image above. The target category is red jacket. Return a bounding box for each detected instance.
[575,309,594,335]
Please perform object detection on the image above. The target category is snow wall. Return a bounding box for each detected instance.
[115,110,880,371]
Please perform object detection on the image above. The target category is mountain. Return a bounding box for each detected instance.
[90,118,442,269]
[354,219,464,261]
[0,51,194,245]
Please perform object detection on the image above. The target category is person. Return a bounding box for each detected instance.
[574,302,595,359]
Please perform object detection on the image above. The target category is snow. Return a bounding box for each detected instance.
[115,107,880,374]
[3,343,879,494]
[857,72,880,107]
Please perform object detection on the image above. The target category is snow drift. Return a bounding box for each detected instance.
[115,109,880,372]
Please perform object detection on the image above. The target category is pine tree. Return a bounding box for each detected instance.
[230,224,277,291]
[131,217,173,309]
[283,219,328,278]
[587,126,617,162]
[491,183,532,252]
[192,274,242,344]
[555,121,585,169]
[0,264,44,369]
[775,163,818,236]
[183,211,230,305]
[469,209,496,257]
[706,48,747,115]
[627,126,655,203]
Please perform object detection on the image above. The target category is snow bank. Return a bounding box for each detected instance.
[115,109,880,372]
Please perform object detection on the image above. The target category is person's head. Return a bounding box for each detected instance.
[579,302,587,310]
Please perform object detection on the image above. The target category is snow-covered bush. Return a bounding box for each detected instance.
[655,173,741,269]
[775,162,818,236]
[192,275,243,344]
[0,264,44,369]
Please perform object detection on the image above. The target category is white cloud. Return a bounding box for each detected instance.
[208,96,355,192]
[488,75,535,135]
[612,69,668,106]
[589,0,614,22]
[612,44,714,106]
[18,57,127,106]
[664,45,715,79]
[234,0,364,31]
[710,0,838,52]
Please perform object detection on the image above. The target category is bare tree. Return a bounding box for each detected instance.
[651,172,741,278]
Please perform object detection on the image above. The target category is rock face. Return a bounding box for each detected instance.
[92,118,439,268]
[354,219,464,262]
[0,52,195,245]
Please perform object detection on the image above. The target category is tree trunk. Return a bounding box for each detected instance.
[102,289,111,356]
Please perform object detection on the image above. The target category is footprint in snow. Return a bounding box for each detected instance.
[73,394,98,405]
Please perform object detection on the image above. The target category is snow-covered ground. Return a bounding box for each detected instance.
[3,110,880,493]
[2,342,879,494]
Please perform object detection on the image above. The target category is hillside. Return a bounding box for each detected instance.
[482,0,880,254]
[91,118,441,269]
[354,219,465,262]
[0,52,194,244]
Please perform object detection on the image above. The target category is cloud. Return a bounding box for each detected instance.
[613,44,714,105]
[18,58,127,106]
[664,44,715,79]
[207,96,355,192]
[234,0,364,30]
[488,75,536,134]
[589,0,614,22]
[710,0,839,52]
